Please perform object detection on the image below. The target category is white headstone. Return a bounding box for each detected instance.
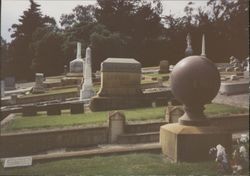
[1,80,4,97]
[185,33,193,56]
[3,156,32,168]
[80,47,95,100]
[69,42,85,73]
[201,34,206,57]
[246,57,249,71]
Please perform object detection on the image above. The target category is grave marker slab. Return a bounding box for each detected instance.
[3,156,32,168]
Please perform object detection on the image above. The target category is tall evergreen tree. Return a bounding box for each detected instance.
[8,0,55,80]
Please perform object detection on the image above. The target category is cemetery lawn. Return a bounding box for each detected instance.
[1,104,247,133]
[0,153,218,176]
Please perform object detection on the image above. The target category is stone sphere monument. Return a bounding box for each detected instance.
[160,55,231,162]
[170,55,220,125]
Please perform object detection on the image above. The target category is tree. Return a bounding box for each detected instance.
[8,0,56,80]
[30,27,65,76]
[60,5,96,29]
[0,37,11,78]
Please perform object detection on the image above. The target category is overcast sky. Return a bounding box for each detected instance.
[1,0,208,43]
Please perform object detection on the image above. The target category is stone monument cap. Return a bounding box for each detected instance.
[101,58,141,73]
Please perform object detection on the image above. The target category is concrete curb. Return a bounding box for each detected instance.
[29,143,161,163]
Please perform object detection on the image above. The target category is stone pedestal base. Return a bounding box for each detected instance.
[89,96,152,111]
[80,88,95,100]
[160,123,232,162]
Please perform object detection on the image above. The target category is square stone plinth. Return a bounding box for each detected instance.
[89,96,152,111]
[98,58,142,97]
[160,123,232,162]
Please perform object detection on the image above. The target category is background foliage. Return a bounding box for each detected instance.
[1,0,248,81]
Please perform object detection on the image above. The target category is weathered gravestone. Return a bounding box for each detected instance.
[32,73,45,94]
[165,106,184,123]
[108,111,125,143]
[69,42,85,74]
[4,156,32,168]
[90,58,152,111]
[22,105,37,116]
[185,33,193,56]
[70,102,84,114]
[1,80,5,97]
[159,60,169,73]
[47,104,61,115]
[4,76,16,91]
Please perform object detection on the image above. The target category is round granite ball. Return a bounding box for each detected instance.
[170,55,220,106]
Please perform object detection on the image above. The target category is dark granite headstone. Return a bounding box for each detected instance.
[22,106,37,116]
[47,104,61,115]
[4,77,16,91]
[70,102,84,114]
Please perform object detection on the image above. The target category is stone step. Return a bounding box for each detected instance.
[117,132,159,144]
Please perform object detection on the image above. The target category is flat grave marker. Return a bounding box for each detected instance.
[3,156,32,168]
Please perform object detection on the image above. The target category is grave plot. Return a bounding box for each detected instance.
[1,103,247,133]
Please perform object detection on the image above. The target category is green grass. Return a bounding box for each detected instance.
[204,103,248,116]
[0,153,219,176]
[2,106,166,132]
[1,104,248,133]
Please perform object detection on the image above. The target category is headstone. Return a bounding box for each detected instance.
[47,104,61,115]
[4,76,16,91]
[97,58,142,97]
[243,57,249,78]
[22,105,37,116]
[234,67,241,72]
[201,34,206,57]
[169,65,174,72]
[165,106,184,123]
[108,111,125,143]
[162,75,169,81]
[159,60,169,73]
[246,57,249,71]
[64,65,68,75]
[151,77,157,81]
[1,80,5,97]
[69,42,85,74]
[80,47,95,100]
[185,33,193,56]
[32,73,45,93]
[230,75,238,81]
[90,58,152,111]
[70,102,84,114]
[4,156,32,168]
[10,94,17,105]
[158,78,163,86]
[152,101,156,108]
[225,67,233,72]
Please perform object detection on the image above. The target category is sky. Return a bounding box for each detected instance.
[1,0,208,43]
